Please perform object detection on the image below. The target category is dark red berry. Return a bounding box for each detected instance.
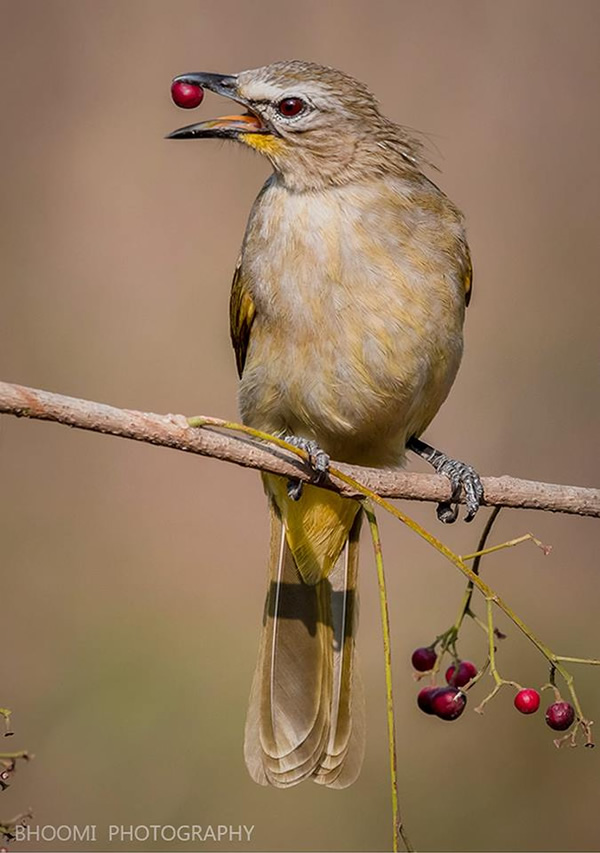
[171,80,204,109]
[431,687,467,721]
[514,688,540,714]
[545,701,575,731]
[411,647,437,672]
[445,660,478,688]
[417,687,440,715]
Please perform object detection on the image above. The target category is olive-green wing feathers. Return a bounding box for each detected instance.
[229,260,256,378]
[464,246,473,307]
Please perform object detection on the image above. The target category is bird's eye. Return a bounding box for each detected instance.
[277,97,305,118]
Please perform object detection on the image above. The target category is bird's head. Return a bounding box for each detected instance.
[168,60,420,191]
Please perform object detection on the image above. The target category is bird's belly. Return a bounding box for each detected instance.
[237,178,467,466]
[239,307,463,467]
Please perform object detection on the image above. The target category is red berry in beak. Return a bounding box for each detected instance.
[545,701,575,731]
[431,687,467,721]
[514,688,541,714]
[171,80,204,109]
[411,646,437,672]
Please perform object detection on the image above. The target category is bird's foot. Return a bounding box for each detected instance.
[408,437,484,523]
[432,456,483,523]
[283,436,330,501]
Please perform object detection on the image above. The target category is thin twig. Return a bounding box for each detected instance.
[1,380,599,517]
[456,506,502,634]
[473,600,521,714]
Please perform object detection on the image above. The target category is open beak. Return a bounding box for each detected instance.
[167,72,268,139]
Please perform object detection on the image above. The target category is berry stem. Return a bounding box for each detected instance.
[462,657,490,693]
[0,751,29,762]
[467,610,489,635]
[452,507,502,637]
[474,600,521,713]
[460,531,550,562]
[429,508,503,679]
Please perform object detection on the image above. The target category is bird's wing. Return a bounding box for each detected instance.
[464,246,473,307]
[229,259,256,377]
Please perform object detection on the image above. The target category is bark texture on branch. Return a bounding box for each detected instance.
[0,380,598,518]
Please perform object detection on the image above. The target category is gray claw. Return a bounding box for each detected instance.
[408,437,483,523]
[461,465,484,522]
[284,435,330,482]
[436,501,459,524]
[312,448,330,479]
[433,457,484,524]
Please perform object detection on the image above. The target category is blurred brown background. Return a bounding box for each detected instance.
[1,1,599,851]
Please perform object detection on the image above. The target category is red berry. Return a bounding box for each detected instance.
[411,647,437,672]
[445,660,478,688]
[545,701,575,731]
[171,80,204,109]
[431,687,467,721]
[417,687,440,715]
[514,688,540,714]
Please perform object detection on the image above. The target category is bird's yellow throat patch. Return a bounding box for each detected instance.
[241,133,284,155]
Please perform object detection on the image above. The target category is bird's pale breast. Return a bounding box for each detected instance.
[238,175,468,466]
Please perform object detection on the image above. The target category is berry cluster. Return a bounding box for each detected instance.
[411,645,576,733]
[412,648,475,721]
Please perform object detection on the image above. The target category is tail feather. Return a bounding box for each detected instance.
[244,498,365,788]
[314,513,365,788]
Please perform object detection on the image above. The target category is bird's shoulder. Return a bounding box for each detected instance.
[386,172,473,307]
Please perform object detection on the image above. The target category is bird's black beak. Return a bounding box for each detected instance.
[167,71,267,139]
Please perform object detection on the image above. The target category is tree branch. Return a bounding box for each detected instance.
[0,380,598,518]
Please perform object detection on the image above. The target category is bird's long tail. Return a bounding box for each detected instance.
[244,476,365,788]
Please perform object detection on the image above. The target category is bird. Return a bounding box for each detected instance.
[168,60,483,788]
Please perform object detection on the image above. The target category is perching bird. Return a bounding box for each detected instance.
[168,61,483,788]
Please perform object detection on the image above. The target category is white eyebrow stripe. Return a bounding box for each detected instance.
[239,80,327,103]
